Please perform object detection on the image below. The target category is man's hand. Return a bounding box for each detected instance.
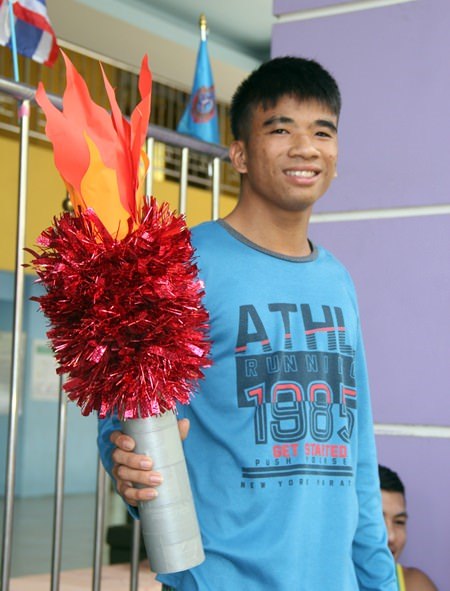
[110,418,190,507]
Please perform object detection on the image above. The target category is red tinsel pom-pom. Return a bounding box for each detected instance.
[27,198,211,419]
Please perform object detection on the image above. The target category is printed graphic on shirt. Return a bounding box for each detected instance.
[235,303,357,489]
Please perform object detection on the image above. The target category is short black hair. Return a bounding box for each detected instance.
[379,464,405,495]
[230,56,342,141]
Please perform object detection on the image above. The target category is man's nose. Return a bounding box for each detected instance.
[386,523,396,546]
[288,133,319,158]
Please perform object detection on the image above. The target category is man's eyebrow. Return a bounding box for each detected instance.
[262,115,295,127]
[261,115,338,133]
[315,119,338,133]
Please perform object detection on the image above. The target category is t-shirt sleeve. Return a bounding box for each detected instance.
[352,324,397,590]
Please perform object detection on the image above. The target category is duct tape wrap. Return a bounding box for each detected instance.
[121,412,205,574]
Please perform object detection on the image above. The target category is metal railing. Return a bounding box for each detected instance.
[0,75,230,591]
[0,42,240,197]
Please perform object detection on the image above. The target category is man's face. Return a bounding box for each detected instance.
[230,96,338,215]
[381,490,408,561]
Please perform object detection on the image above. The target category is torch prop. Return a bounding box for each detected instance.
[27,52,210,573]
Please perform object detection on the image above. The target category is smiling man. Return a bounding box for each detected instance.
[226,96,338,255]
[98,57,397,591]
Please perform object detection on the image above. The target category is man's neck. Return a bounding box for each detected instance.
[223,201,313,258]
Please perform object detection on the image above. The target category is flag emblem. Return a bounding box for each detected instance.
[191,85,216,123]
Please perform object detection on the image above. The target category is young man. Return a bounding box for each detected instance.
[379,465,438,591]
[98,57,396,590]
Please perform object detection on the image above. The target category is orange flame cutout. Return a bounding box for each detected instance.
[36,51,152,239]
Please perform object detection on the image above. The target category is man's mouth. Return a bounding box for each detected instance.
[285,170,319,178]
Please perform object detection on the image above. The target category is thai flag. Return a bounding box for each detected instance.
[0,0,59,66]
[177,36,220,144]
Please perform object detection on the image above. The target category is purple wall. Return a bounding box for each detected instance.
[272,1,450,589]
[272,0,450,213]
[309,215,450,426]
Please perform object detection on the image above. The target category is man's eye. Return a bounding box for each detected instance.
[316,131,332,138]
[271,128,288,134]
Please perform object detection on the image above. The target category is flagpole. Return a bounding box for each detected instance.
[1,4,31,589]
[199,15,221,219]
[199,13,207,42]
[1,97,30,591]
[7,0,20,81]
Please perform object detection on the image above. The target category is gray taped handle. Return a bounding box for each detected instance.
[121,412,205,574]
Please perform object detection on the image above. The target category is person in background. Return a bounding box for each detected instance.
[379,465,438,591]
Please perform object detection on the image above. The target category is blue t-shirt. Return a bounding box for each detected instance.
[98,220,396,591]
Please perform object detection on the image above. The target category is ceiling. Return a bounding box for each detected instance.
[50,0,277,101]
[81,0,275,70]
[129,0,275,62]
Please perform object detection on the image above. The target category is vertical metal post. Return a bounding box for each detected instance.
[145,136,155,200]
[179,147,189,215]
[50,376,67,591]
[129,518,141,591]
[92,459,107,591]
[1,99,30,591]
[211,157,221,220]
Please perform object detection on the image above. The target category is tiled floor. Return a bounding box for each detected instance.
[0,489,163,589]
[0,493,112,576]
[10,562,161,590]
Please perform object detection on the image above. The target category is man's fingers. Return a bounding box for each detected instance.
[116,481,158,506]
[112,447,153,471]
[110,424,187,508]
[110,430,135,451]
[114,464,163,487]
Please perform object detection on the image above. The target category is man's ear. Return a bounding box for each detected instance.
[229,140,248,174]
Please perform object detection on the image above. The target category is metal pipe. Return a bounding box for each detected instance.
[50,376,67,591]
[1,99,30,591]
[179,147,189,215]
[92,459,107,591]
[0,77,229,160]
[130,518,141,591]
[211,157,221,220]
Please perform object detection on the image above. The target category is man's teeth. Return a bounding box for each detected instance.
[286,170,317,177]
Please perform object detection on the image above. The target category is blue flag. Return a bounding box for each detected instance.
[177,37,220,144]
